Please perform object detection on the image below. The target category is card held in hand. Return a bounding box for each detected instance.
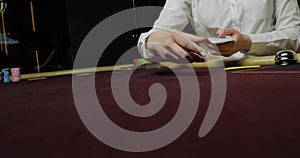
[208,36,234,44]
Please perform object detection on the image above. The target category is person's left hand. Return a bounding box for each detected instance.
[216,28,252,57]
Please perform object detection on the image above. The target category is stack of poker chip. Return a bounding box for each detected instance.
[1,68,10,83]
[0,67,21,83]
[133,58,151,67]
[133,58,161,70]
[11,67,21,82]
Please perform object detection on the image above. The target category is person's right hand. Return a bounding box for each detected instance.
[146,29,208,63]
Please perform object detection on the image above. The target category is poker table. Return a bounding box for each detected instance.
[1,54,300,158]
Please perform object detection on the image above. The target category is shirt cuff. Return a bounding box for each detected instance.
[137,30,160,60]
[244,34,269,55]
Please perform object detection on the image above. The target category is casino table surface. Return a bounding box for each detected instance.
[1,55,300,158]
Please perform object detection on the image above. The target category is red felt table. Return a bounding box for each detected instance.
[1,64,300,158]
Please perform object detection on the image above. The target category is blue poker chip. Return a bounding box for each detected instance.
[1,68,10,83]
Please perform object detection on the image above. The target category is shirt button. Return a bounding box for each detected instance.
[233,21,239,26]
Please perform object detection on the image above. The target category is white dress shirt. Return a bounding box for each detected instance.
[137,0,300,60]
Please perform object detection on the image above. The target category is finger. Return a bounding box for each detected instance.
[169,30,205,53]
[176,32,209,55]
[164,44,200,62]
[170,29,207,43]
[189,52,206,62]
[150,43,180,61]
[217,28,236,37]
[180,31,208,43]
[202,40,219,51]
[147,34,198,62]
[173,36,205,55]
[162,47,181,61]
[168,43,194,59]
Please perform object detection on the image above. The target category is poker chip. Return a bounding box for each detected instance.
[1,68,10,83]
[133,58,150,67]
[11,67,21,82]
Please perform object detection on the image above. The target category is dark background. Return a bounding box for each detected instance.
[0,0,166,73]
[65,0,166,66]
[0,0,72,73]
[0,0,299,73]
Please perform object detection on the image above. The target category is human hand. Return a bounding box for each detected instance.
[216,28,252,57]
[146,29,208,63]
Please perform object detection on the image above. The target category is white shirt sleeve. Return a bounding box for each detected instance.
[247,0,300,55]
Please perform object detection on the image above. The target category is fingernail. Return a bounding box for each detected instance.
[201,51,207,57]
[216,29,223,37]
